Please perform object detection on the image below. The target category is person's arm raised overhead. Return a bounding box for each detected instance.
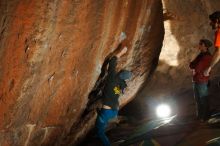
[116,46,127,58]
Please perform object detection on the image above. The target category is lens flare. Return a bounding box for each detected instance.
[156,104,171,118]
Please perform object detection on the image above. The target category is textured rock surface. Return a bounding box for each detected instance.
[153,0,220,95]
[0,0,164,145]
[123,0,220,119]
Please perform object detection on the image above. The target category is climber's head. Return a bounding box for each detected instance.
[118,70,132,81]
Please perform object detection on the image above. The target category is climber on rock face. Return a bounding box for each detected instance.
[95,46,132,146]
[189,39,212,121]
[204,11,220,76]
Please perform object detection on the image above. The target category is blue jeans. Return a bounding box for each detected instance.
[193,82,209,120]
[95,108,118,146]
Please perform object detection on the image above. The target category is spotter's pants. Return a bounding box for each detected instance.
[193,82,209,120]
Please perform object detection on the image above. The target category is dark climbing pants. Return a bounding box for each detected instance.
[193,82,209,120]
[95,108,118,146]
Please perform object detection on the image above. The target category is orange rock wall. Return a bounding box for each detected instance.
[0,0,164,145]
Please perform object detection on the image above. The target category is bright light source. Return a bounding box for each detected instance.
[156,104,171,118]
